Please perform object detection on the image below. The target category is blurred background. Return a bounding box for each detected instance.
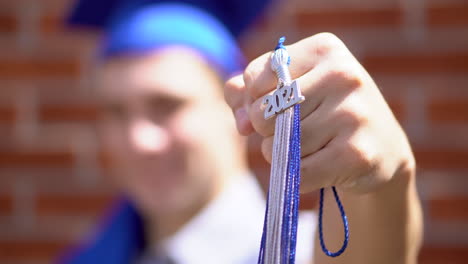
[0,0,467,263]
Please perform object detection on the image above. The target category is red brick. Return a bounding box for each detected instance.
[39,104,99,122]
[414,148,468,170]
[428,98,468,123]
[0,58,81,79]
[429,196,468,221]
[0,106,15,124]
[98,151,115,170]
[362,53,468,74]
[0,151,74,167]
[419,246,468,264]
[32,214,99,241]
[36,193,114,216]
[386,99,405,122]
[0,31,97,59]
[0,194,13,215]
[0,15,17,33]
[296,8,402,29]
[0,240,68,261]
[40,15,64,34]
[428,4,468,26]
[38,0,74,14]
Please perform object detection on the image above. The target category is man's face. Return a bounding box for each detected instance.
[97,47,236,217]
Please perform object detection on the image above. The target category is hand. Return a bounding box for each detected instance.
[224,33,415,194]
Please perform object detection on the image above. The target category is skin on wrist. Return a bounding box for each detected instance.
[323,151,422,264]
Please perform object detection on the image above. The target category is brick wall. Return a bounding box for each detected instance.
[0,0,467,263]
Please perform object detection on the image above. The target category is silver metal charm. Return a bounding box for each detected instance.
[263,80,305,119]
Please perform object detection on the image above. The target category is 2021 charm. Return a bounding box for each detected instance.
[263,80,305,120]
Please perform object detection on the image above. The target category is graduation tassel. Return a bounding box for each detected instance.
[257,36,304,264]
[258,37,349,264]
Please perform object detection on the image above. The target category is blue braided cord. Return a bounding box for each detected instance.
[257,192,269,264]
[318,187,349,257]
[280,104,299,264]
[282,38,295,264]
[280,147,293,264]
[288,104,302,263]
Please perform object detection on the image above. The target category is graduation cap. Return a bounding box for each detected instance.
[67,0,273,77]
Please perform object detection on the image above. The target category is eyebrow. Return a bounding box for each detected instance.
[144,93,186,107]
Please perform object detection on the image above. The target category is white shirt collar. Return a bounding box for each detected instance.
[153,173,315,264]
[161,173,265,264]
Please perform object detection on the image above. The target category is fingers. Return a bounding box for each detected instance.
[224,74,245,110]
[248,65,325,137]
[224,74,254,135]
[261,103,337,163]
[299,131,379,194]
[249,58,362,137]
[243,33,347,100]
[262,122,377,194]
[226,33,352,137]
[300,105,338,157]
[263,133,351,193]
[225,33,394,195]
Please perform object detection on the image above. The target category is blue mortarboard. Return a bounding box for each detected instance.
[67,0,272,77]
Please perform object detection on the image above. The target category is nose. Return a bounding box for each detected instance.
[129,118,171,154]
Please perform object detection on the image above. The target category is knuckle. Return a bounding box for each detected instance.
[335,105,368,130]
[325,65,362,91]
[223,75,244,107]
[311,32,345,57]
[224,75,238,92]
[243,66,254,91]
[249,104,274,137]
[223,78,237,104]
[243,60,265,98]
[224,86,245,113]
[251,118,273,138]
[345,140,376,175]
